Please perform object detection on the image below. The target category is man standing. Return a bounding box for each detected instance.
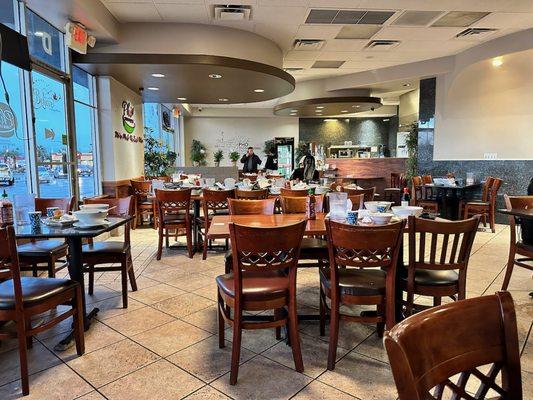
[240,146,262,173]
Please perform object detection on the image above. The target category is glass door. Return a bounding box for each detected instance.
[31,70,72,197]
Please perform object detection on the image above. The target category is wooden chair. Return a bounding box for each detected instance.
[280,188,308,197]
[279,195,324,214]
[385,291,522,400]
[400,215,480,316]
[0,225,85,396]
[228,198,276,215]
[501,195,533,290]
[463,177,503,233]
[348,194,364,210]
[320,219,405,370]
[458,176,494,218]
[217,221,306,384]
[18,197,75,278]
[234,188,269,199]
[198,189,235,260]
[155,189,193,260]
[82,196,138,308]
[343,186,375,203]
[384,173,404,204]
[131,180,154,228]
[412,176,439,213]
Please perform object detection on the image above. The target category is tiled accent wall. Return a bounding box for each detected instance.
[418,77,533,223]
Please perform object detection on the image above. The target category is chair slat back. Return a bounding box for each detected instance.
[280,195,324,214]
[35,197,75,214]
[422,175,433,184]
[229,221,306,274]
[235,188,269,199]
[228,198,276,215]
[326,219,405,269]
[280,188,308,197]
[131,180,152,198]
[481,177,495,202]
[343,187,375,203]
[0,226,24,310]
[384,291,522,400]
[488,177,503,206]
[411,176,424,202]
[348,194,364,210]
[202,189,235,214]
[155,189,191,216]
[408,216,480,271]
[391,173,402,188]
[84,196,134,243]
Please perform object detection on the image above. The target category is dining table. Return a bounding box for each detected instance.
[14,216,134,351]
[422,182,482,220]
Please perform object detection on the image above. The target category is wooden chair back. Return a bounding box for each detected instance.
[488,177,503,207]
[202,189,235,215]
[34,197,75,214]
[326,219,405,270]
[235,188,269,199]
[348,194,364,210]
[84,196,134,244]
[481,177,495,202]
[504,195,533,245]
[228,198,276,215]
[343,187,375,203]
[155,189,192,223]
[130,180,152,200]
[280,195,324,214]
[385,291,522,400]
[0,225,23,304]
[280,188,308,197]
[411,176,424,202]
[390,173,403,188]
[422,175,433,184]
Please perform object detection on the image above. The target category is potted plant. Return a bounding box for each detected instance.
[229,151,240,167]
[263,139,275,156]
[213,150,224,167]
[190,139,207,166]
[144,133,177,178]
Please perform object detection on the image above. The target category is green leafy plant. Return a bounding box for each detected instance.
[144,134,177,177]
[263,139,276,155]
[405,122,418,180]
[229,151,240,163]
[213,150,224,165]
[190,139,207,166]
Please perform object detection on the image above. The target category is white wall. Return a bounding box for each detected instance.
[434,49,533,160]
[183,117,298,167]
[97,76,145,181]
[398,89,419,126]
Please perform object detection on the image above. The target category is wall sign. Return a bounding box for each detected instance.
[115,100,143,144]
[0,102,17,138]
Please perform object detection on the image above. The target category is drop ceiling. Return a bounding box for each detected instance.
[98,0,533,81]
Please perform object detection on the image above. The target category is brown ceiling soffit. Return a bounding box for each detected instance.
[72,53,295,86]
[273,96,382,112]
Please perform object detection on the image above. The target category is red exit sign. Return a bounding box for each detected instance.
[65,22,88,54]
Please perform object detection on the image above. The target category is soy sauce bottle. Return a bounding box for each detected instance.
[401,187,410,207]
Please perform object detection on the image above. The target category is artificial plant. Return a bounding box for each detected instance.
[190,139,207,166]
[144,132,177,177]
[213,150,224,166]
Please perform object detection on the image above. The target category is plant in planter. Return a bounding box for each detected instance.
[405,122,418,181]
[213,150,224,167]
[263,139,276,156]
[190,139,207,166]
[229,151,240,167]
[144,132,177,178]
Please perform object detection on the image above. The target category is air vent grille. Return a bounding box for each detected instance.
[293,39,325,51]
[213,4,252,21]
[306,9,394,25]
[455,28,497,38]
[391,10,443,26]
[365,40,400,50]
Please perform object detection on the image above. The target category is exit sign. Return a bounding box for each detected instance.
[65,22,88,54]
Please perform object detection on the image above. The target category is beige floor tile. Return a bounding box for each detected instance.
[34,306,78,340]
[262,332,349,378]
[292,381,358,399]
[67,339,159,387]
[167,273,215,291]
[318,352,397,400]
[0,342,61,387]
[132,319,211,357]
[0,364,93,400]
[103,306,175,336]
[211,355,312,399]
[224,325,280,354]
[181,305,219,334]
[167,336,255,382]
[300,320,375,351]
[84,285,121,305]
[184,386,231,399]
[152,292,214,318]
[129,283,185,305]
[352,333,390,364]
[75,392,106,400]
[99,359,203,399]
[193,284,219,301]
[92,296,145,321]
[103,275,160,292]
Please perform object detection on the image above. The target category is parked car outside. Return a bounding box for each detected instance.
[77,164,93,177]
[0,163,14,186]
[53,167,68,179]
[38,166,53,184]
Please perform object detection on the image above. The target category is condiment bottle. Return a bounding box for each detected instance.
[306,193,316,220]
[0,190,14,226]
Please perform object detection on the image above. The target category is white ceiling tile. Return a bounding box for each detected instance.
[215,20,256,32]
[315,51,353,61]
[374,26,463,41]
[153,0,206,4]
[253,5,308,25]
[105,3,162,22]
[322,39,367,52]
[254,23,298,50]
[283,60,315,69]
[154,4,209,23]
[295,25,342,39]
[474,12,533,29]
[307,0,364,8]
[397,39,472,53]
[258,0,309,6]
[204,0,257,5]
[284,50,322,61]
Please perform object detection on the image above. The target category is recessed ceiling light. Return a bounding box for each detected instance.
[177,97,187,101]
[209,73,223,79]
[403,83,411,87]
[316,106,324,109]
[151,73,165,78]
[492,57,503,67]
[147,87,159,91]
[353,105,360,108]
[341,110,348,113]
[218,98,229,102]
[291,109,298,112]
[253,89,265,93]
[383,118,390,121]
[324,118,336,122]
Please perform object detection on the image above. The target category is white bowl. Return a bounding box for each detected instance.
[370,212,394,225]
[72,209,108,225]
[80,204,109,211]
[364,201,393,212]
[391,206,424,219]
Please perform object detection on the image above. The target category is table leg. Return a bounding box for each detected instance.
[193,199,201,252]
[54,236,99,352]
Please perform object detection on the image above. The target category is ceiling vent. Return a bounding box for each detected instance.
[213,5,252,21]
[293,39,325,51]
[311,60,345,69]
[455,28,497,39]
[391,10,444,26]
[305,9,394,25]
[432,11,489,27]
[365,40,400,50]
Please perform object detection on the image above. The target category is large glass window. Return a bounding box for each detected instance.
[143,102,176,151]
[73,66,98,199]
[0,61,30,198]
[25,9,65,72]
[0,0,16,29]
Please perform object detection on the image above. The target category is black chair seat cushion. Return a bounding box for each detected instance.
[216,270,288,301]
[0,277,77,309]
[18,240,68,257]
[320,268,386,296]
[162,212,193,224]
[399,268,459,286]
[82,241,129,255]
[300,237,328,258]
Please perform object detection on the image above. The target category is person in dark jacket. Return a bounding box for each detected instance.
[240,147,262,173]
[290,154,319,182]
[521,177,533,244]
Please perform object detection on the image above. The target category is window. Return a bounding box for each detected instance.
[143,102,176,151]
[73,66,98,199]
[0,0,16,30]
[25,9,66,72]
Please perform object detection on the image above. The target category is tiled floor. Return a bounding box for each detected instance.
[0,224,531,399]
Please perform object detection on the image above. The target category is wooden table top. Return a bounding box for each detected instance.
[498,208,533,219]
[207,213,327,239]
